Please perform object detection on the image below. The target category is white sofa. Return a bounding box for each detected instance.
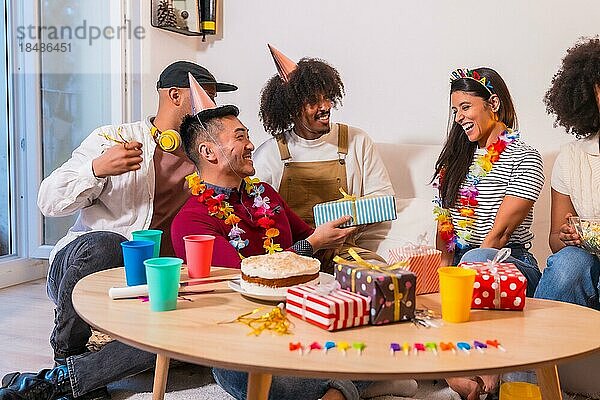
[371,142,552,261]
[373,143,598,398]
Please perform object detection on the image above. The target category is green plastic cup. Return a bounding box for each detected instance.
[144,257,182,312]
[132,229,163,258]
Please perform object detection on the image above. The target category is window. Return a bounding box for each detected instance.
[0,0,10,257]
[39,1,124,246]
[0,0,129,286]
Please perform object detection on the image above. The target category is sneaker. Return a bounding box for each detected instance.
[0,365,71,400]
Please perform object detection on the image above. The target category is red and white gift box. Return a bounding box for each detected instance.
[286,285,370,331]
[388,246,441,294]
[460,262,527,310]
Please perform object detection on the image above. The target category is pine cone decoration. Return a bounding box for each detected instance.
[155,0,177,28]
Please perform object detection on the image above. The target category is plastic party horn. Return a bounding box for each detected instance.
[121,240,154,286]
[132,229,163,258]
[183,235,215,278]
[144,257,182,312]
[108,276,237,299]
[438,266,476,322]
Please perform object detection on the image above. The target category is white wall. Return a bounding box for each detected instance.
[138,0,598,150]
[136,0,600,259]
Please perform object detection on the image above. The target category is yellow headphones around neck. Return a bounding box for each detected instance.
[150,125,181,152]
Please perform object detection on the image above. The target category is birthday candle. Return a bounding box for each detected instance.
[324,341,336,354]
[457,341,471,355]
[440,342,457,355]
[402,342,410,356]
[306,341,322,354]
[486,339,506,352]
[288,342,303,356]
[338,341,351,356]
[473,340,487,353]
[390,342,401,356]
[414,343,425,355]
[352,342,366,356]
[425,342,438,356]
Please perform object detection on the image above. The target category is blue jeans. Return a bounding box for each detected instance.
[454,245,542,297]
[534,246,600,310]
[212,368,371,400]
[47,232,156,397]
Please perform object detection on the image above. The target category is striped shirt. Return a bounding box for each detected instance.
[448,139,544,247]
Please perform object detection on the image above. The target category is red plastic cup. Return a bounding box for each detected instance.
[183,235,215,278]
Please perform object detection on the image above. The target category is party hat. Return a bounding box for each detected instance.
[189,72,217,115]
[267,44,297,82]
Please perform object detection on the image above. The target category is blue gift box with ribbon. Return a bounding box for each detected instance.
[313,190,397,228]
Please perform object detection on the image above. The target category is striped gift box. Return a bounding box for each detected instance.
[388,247,441,294]
[286,285,370,331]
[313,195,397,227]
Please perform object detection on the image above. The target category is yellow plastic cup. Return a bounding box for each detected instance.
[499,382,541,400]
[438,266,476,322]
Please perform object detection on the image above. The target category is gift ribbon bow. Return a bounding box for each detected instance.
[334,248,408,321]
[313,279,342,296]
[465,248,511,308]
[338,188,356,201]
[299,281,342,322]
[335,188,358,224]
[400,232,432,254]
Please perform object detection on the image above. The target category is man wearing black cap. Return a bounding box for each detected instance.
[0,61,236,400]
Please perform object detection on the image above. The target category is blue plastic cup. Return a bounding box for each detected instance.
[121,240,155,286]
[144,257,182,312]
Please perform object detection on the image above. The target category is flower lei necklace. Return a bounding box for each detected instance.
[433,129,519,251]
[185,172,283,256]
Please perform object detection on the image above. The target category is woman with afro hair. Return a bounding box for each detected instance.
[534,37,600,311]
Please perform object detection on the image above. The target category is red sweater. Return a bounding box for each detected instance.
[171,182,314,268]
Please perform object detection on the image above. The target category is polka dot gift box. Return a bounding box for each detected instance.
[334,254,416,325]
[460,261,527,311]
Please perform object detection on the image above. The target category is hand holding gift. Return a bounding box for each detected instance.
[306,215,357,251]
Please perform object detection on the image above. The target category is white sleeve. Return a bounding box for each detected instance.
[359,133,395,197]
[37,127,109,217]
[550,147,571,196]
[252,138,284,191]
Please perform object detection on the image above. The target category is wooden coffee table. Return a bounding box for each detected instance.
[72,267,600,400]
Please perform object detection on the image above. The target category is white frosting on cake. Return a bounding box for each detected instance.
[241,252,320,279]
[240,276,320,297]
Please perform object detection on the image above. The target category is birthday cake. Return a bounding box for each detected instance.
[240,252,320,296]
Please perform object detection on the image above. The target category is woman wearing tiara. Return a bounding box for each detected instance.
[534,37,600,311]
[432,67,544,399]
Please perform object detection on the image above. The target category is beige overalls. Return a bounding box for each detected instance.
[276,124,385,272]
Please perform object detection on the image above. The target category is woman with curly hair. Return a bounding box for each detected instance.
[534,37,600,310]
[433,67,544,400]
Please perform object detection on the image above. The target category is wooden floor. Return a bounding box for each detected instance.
[0,279,54,375]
